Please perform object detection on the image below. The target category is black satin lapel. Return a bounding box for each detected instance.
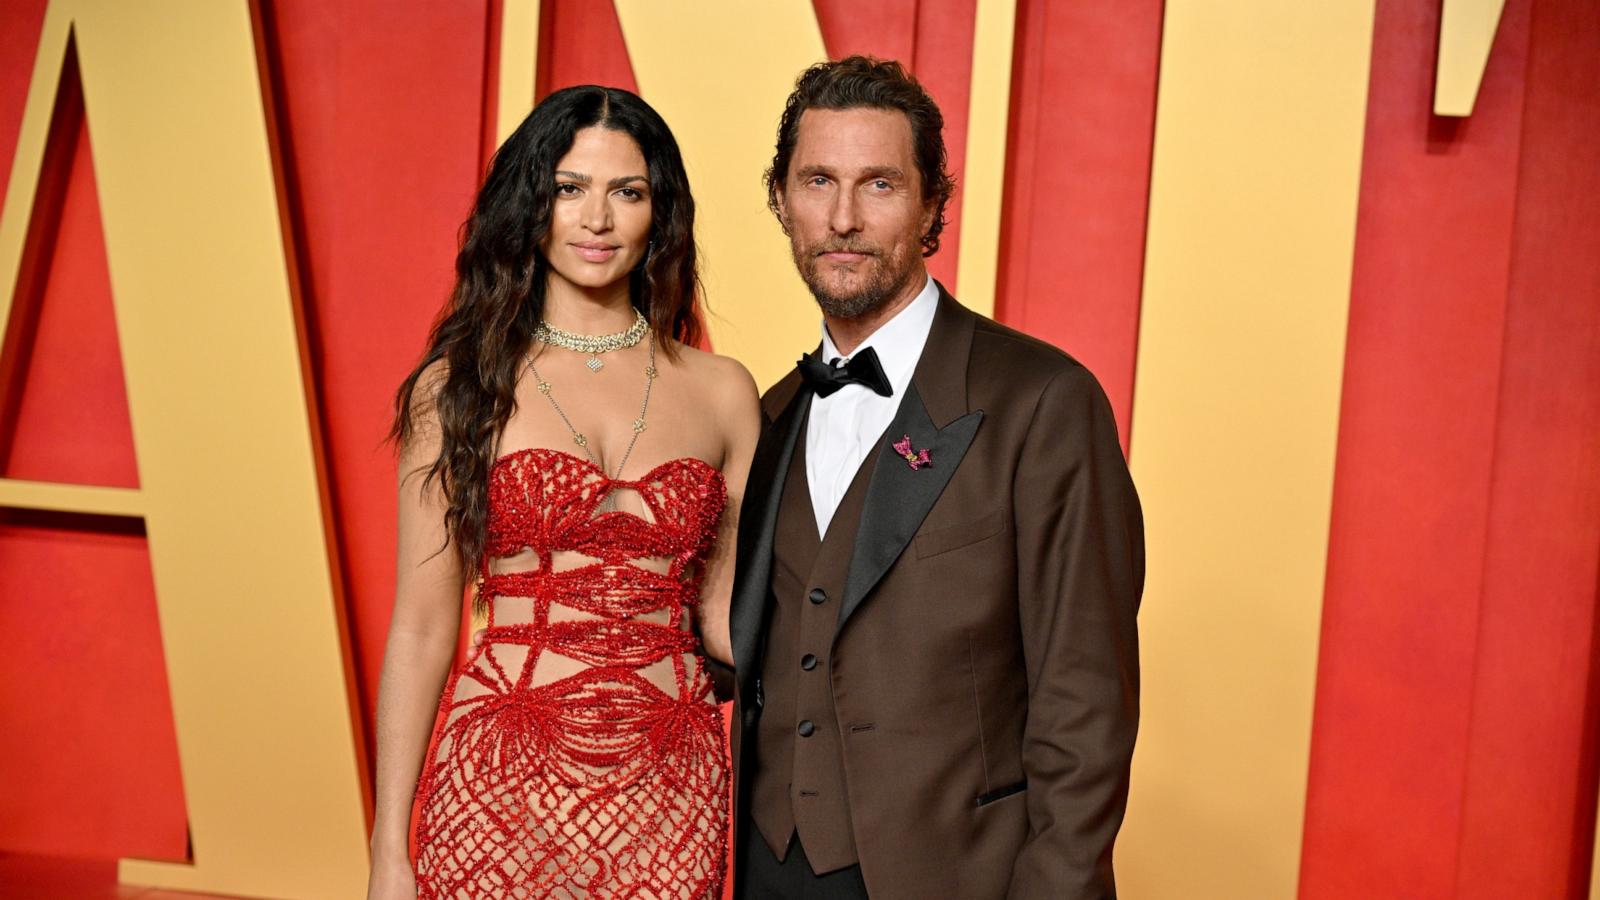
[729,388,812,700]
[837,384,984,632]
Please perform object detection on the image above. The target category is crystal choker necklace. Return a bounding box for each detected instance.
[533,308,649,373]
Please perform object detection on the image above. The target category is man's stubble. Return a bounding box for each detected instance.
[791,234,923,322]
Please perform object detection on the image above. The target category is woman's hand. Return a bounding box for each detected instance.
[366,849,418,900]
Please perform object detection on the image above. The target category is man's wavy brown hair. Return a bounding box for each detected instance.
[764,56,956,257]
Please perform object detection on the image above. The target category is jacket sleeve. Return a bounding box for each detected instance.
[1006,365,1144,900]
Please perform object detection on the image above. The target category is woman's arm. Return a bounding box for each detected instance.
[696,356,762,671]
[368,367,465,893]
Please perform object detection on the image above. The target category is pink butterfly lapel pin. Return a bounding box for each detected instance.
[893,434,932,470]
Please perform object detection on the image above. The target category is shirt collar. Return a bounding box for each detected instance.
[818,273,938,396]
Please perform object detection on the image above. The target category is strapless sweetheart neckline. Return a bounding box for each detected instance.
[491,445,725,487]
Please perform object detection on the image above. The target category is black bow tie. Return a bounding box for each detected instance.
[797,346,893,399]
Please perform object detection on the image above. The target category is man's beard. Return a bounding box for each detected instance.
[792,237,919,320]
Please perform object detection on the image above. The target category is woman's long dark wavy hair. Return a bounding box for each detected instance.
[390,86,701,583]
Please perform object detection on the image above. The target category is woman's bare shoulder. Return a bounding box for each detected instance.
[666,342,760,422]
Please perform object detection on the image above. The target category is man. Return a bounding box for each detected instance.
[725,57,1145,900]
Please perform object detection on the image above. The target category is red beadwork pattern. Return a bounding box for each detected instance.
[413,448,729,899]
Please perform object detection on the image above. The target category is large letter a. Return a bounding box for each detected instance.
[0,3,368,897]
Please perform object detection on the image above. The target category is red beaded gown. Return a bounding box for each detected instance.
[413,447,729,899]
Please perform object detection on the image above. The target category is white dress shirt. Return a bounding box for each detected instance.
[806,274,939,538]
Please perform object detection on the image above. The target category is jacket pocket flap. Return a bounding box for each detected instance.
[915,508,1008,559]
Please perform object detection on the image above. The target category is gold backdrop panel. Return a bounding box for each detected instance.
[1120,1,1376,897]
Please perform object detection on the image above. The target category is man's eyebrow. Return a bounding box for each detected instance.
[607,175,649,189]
[793,164,907,181]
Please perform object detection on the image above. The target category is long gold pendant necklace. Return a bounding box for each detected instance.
[526,331,658,480]
[533,308,648,373]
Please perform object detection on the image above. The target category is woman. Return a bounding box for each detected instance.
[367,85,759,899]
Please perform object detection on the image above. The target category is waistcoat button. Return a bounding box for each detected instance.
[808,588,828,605]
[797,719,816,737]
[801,653,818,671]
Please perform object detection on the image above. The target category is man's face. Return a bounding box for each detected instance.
[777,108,936,319]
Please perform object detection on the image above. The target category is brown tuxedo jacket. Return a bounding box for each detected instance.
[724,287,1144,900]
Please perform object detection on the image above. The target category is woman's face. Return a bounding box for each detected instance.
[539,126,653,295]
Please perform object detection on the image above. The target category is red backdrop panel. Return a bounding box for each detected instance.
[1,89,137,488]
[995,0,1161,451]
[0,514,186,861]
[1453,0,1600,894]
[0,2,46,182]
[538,0,638,97]
[1302,1,1543,897]
[263,0,492,763]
